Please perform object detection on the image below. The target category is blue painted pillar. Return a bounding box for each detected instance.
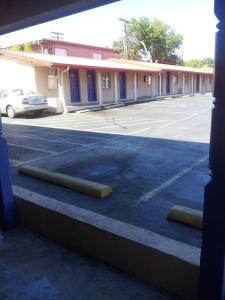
[199,1,225,299]
[0,114,16,230]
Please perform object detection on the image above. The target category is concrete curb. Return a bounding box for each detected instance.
[168,205,203,230]
[13,185,200,300]
[74,103,125,113]
[69,92,211,114]
[19,165,112,198]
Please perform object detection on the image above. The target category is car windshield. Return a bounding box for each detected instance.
[12,89,35,95]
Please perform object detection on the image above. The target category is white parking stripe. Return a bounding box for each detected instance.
[35,117,128,125]
[69,120,168,131]
[124,120,171,136]
[6,134,88,146]
[137,155,208,204]
[9,159,22,165]
[15,141,100,167]
[8,143,57,154]
[160,108,211,129]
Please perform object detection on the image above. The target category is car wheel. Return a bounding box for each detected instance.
[7,106,16,118]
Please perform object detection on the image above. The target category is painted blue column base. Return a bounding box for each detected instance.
[0,136,16,230]
[199,179,225,300]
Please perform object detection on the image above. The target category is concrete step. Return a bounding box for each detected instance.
[13,185,200,300]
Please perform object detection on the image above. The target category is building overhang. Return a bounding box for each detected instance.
[0,50,162,73]
[0,0,120,35]
[111,59,214,75]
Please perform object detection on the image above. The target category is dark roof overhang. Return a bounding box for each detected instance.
[0,0,120,35]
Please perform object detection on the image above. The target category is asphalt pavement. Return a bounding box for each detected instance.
[2,94,212,247]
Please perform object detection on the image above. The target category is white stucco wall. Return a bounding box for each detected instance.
[0,59,36,91]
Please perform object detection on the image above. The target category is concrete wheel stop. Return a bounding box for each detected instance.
[13,185,200,300]
[19,165,112,198]
[168,205,203,230]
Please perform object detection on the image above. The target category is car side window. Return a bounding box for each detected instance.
[0,91,9,98]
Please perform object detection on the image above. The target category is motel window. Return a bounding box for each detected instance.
[48,68,58,90]
[93,53,102,60]
[102,72,111,89]
[43,47,53,54]
[55,48,68,56]
[144,75,152,85]
[0,90,9,98]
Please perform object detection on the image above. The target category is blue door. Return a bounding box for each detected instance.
[196,74,200,92]
[166,72,170,94]
[87,70,96,101]
[119,72,126,99]
[69,69,80,102]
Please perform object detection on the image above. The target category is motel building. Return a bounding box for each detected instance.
[0,40,213,114]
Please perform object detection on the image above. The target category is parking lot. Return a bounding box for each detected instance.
[2,94,212,247]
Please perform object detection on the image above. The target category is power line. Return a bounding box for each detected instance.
[51,32,64,40]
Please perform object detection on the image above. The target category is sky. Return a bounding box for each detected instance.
[0,0,217,60]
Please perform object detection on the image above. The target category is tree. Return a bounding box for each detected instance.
[113,17,183,64]
[185,57,214,68]
[9,43,32,52]
[10,44,20,52]
[23,43,32,53]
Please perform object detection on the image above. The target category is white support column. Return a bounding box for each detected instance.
[96,70,103,105]
[182,73,185,95]
[133,72,137,101]
[199,74,202,93]
[207,75,210,92]
[191,74,194,94]
[159,73,162,96]
[114,72,119,103]
[171,73,175,95]
[58,68,68,114]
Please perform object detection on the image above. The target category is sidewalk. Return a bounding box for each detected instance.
[0,226,179,300]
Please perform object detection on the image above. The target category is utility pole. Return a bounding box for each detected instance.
[51,32,64,40]
[119,18,129,60]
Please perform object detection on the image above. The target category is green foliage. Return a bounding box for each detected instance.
[114,17,183,64]
[23,43,32,53]
[9,43,32,52]
[185,57,214,68]
[10,44,20,52]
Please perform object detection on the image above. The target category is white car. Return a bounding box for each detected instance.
[0,89,48,118]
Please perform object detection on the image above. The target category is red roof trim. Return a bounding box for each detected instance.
[0,50,52,67]
[0,50,160,73]
[37,38,119,53]
[0,50,213,75]
[51,63,159,73]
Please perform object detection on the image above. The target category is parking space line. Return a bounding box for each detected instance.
[160,108,211,129]
[3,124,108,140]
[34,117,128,125]
[43,120,126,128]
[8,143,57,154]
[124,120,170,136]
[136,155,208,204]
[10,159,22,166]
[54,117,165,126]
[14,141,100,168]
[69,119,169,133]
[5,133,88,146]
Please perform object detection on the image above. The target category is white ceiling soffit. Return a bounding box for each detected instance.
[0,0,120,35]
